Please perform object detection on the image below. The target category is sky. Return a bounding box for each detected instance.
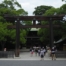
[0,0,65,15]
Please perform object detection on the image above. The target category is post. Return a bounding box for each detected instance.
[49,18,54,48]
[15,18,20,57]
[33,18,36,25]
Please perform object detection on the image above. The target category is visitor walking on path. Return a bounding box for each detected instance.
[51,46,57,60]
[30,47,34,56]
[40,49,45,60]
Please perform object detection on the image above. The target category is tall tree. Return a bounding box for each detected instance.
[33,5,53,15]
[59,4,66,38]
[58,4,66,14]
[0,0,29,50]
[37,7,64,44]
[62,0,66,2]
[0,0,28,22]
[2,0,21,9]
[0,22,11,50]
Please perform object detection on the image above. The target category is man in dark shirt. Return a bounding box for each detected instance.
[51,46,56,60]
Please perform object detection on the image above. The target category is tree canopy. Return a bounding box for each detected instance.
[33,5,53,15]
[0,0,28,22]
[0,0,66,49]
[0,0,30,50]
[62,0,66,2]
[36,4,66,44]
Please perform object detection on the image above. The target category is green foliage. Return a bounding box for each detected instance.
[0,0,28,22]
[8,29,16,40]
[62,0,66,2]
[33,5,53,15]
[37,6,66,43]
[61,21,66,38]
[37,28,49,42]
[44,7,59,16]
[0,0,66,47]
[20,29,27,44]
[16,9,28,16]
[58,4,66,14]
[0,0,29,47]
[0,22,11,41]
[2,0,21,9]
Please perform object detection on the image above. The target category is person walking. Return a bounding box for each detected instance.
[40,49,45,60]
[51,46,56,60]
[30,47,34,56]
[38,48,41,56]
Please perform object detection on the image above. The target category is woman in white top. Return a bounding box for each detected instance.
[40,49,45,60]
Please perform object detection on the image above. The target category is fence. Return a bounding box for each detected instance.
[0,51,14,58]
[55,51,66,58]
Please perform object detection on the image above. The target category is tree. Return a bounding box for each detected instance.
[44,7,59,16]
[62,0,66,2]
[2,0,21,9]
[33,5,53,15]
[37,7,64,44]
[0,22,12,50]
[58,4,66,14]
[0,0,28,22]
[0,0,30,50]
[59,4,66,38]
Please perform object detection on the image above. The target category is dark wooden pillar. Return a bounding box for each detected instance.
[33,18,36,25]
[15,18,20,57]
[49,18,54,48]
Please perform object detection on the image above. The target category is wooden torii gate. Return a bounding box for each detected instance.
[4,15,64,57]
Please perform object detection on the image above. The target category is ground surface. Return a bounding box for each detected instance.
[0,52,66,66]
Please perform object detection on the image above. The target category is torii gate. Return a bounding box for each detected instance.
[4,15,64,57]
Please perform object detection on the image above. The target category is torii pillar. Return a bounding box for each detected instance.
[49,18,54,48]
[15,18,20,57]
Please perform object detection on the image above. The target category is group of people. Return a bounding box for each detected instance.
[30,46,46,60]
[30,46,57,60]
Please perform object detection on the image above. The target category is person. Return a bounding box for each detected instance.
[35,47,38,56]
[4,48,6,51]
[30,47,34,56]
[51,46,56,60]
[38,48,40,56]
[4,48,7,58]
[42,47,46,56]
[46,47,51,57]
[40,49,45,60]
